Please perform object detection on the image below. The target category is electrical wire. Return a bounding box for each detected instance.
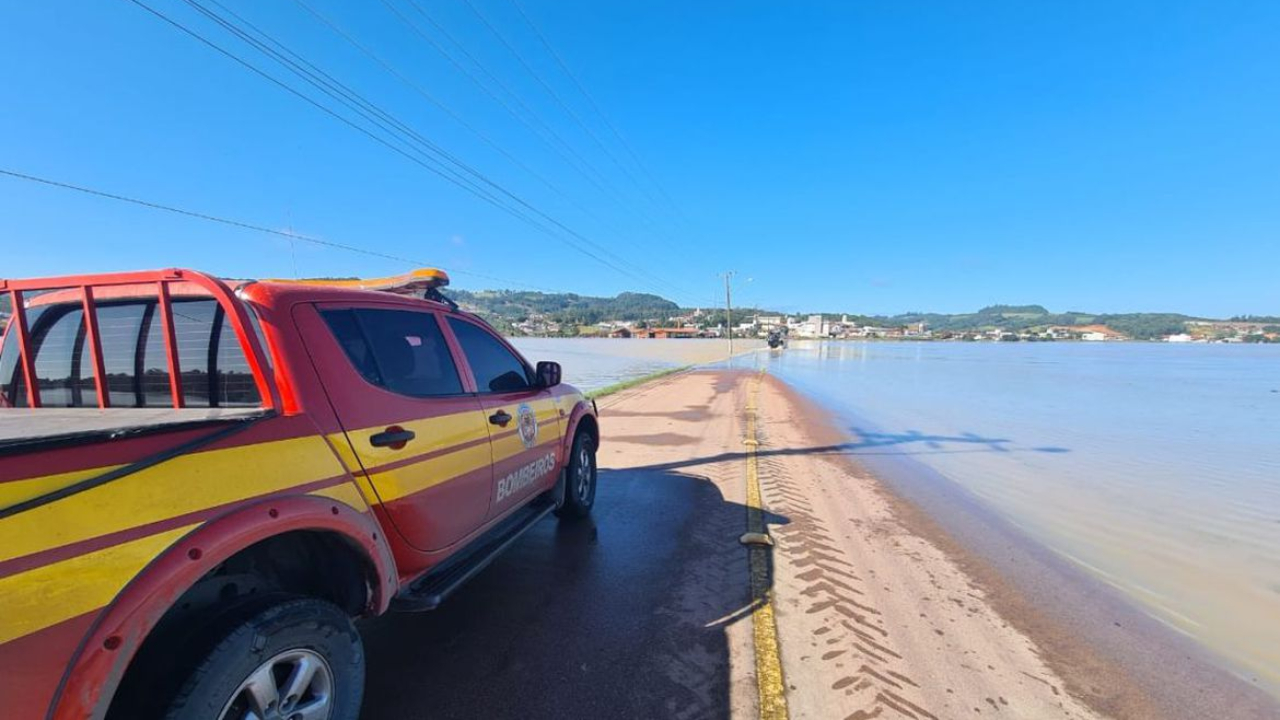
[0,167,552,291]
[382,0,658,232]
[128,0,688,300]
[507,0,688,224]
[190,0,692,300]
[194,0,700,302]
[287,0,687,289]
[459,0,661,218]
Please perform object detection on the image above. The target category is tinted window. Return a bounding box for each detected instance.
[447,318,532,393]
[1,298,262,408]
[321,308,463,397]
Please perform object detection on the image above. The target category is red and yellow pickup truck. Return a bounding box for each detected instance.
[0,267,599,720]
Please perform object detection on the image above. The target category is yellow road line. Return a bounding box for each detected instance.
[744,371,789,720]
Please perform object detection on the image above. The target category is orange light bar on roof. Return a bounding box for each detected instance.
[266,268,450,295]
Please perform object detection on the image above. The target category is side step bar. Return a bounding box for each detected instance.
[392,497,556,612]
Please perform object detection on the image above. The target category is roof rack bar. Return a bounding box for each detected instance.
[79,286,110,409]
[156,281,184,408]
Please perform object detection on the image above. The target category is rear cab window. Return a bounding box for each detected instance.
[0,298,263,408]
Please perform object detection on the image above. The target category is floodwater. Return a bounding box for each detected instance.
[511,337,763,393]
[512,337,1280,695]
[746,341,1280,696]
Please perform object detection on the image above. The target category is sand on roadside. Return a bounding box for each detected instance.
[600,369,1107,718]
[597,368,1279,720]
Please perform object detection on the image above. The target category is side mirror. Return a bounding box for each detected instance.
[536,360,562,388]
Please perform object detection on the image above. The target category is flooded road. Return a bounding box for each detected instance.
[510,337,763,392]
[353,371,1274,720]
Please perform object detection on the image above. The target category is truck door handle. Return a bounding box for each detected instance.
[489,410,512,427]
[370,426,415,448]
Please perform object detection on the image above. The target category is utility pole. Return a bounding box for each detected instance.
[722,271,735,357]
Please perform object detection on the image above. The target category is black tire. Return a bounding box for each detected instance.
[555,429,597,521]
[162,597,364,720]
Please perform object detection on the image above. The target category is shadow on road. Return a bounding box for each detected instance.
[359,468,786,719]
[620,427,1071,476]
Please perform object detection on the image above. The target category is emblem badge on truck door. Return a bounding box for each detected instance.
[516,402,539,449]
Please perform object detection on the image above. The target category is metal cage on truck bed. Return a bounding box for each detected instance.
[0,268,280,411]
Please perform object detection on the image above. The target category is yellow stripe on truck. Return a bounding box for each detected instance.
[0,525,197,646]
[307,482,370,510]
[364,441,493,502]
[0,464,126,511]
[0,435,345,565]
[331,399,562,503]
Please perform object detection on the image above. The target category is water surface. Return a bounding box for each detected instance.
[512,337,760,392]
[514,336,1280,693]
[749,341,1280,693]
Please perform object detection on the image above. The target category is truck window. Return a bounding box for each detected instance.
[0,298,261,408]
[160,299,261,408]
[321,308,464,397]
[446,317,532,393]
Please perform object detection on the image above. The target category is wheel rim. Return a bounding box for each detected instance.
[219,648,334,720]
[575,443,594,500]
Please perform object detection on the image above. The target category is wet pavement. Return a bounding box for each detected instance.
[359,468,758,719]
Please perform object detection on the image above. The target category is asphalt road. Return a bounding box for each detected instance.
[358,467,756,720]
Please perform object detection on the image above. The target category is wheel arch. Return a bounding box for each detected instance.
[49,493,397,720]
[565,401,599,454]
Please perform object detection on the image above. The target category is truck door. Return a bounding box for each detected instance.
[303,303,493,552]
[444,316,564,517]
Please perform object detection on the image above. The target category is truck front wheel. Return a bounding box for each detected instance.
[162,597,364,720]
[555,429,597,521]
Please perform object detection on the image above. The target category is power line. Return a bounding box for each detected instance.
[0,167,552,290]
[507,0,688,224]
[458,0,670,227]
[382,0,661,232]
[287,0,677,278]
[125,0,511,222]
[197,0,698,302]
[129,0,688,300]
[188,0,691,299]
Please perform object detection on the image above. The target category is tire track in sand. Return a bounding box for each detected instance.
[758,449,939,720]
[749,369,938,720]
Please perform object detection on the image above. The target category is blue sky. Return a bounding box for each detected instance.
[1,1,1277,317]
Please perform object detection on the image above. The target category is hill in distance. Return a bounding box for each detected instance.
[448,289,1220,340]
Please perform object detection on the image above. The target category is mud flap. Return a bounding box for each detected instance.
[552,467,568,510]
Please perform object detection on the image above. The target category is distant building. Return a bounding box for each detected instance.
[793,314,827,338]
[609,327,633,338]
[645,327,702,339]
[1048,324,1126,341]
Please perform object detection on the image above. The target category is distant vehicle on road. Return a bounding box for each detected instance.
[0,267,599,720]
[767,330,786,349]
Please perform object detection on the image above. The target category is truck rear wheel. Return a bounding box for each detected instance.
[555,429,597,521]
[162,597,364,720]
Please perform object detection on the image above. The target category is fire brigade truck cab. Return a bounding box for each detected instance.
[0,267,600,720]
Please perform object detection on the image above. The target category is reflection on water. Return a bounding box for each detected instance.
[738,341,1280,694]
